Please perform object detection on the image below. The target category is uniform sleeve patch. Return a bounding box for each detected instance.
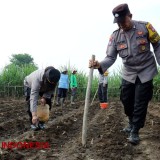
[146,22,160,43]
[108,36,113,46]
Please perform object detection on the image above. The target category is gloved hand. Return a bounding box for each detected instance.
[89,60,100,69]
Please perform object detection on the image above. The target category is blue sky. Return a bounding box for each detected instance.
[0,0,160,74]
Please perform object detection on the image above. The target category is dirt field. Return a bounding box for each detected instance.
[0,98,160,160]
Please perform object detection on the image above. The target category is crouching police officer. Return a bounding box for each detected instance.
[24,66,60,130]
[89,3,160,144]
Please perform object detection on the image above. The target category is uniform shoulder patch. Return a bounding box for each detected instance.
[108,35,114,46]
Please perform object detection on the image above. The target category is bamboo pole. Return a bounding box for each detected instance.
[82,55,95,146]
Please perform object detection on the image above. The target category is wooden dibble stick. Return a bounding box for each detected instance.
[82,55,95,146]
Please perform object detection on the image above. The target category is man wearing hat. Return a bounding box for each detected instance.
[56,67,69,107]
[70,69,78,105]
[24,66,60,130]
[89,3,160,144]
[98,70,108,104]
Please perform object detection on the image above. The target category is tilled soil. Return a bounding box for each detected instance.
[0,99,160,160]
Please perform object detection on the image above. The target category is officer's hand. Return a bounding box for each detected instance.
[40,97,46,106]
[32,115,38,124]
[89,60,100,69]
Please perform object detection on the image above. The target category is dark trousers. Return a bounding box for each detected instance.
[120,77,153,129]
[57,88,68,98]
[24,86,52,124]
[98,83,108,103]
[71,87,77,96]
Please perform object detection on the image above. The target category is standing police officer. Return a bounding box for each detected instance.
[89,3,160,144]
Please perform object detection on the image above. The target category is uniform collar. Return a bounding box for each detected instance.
[120,21,136,34]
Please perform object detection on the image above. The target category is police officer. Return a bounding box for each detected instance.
[24,66,60,130]
[89,3,160,144]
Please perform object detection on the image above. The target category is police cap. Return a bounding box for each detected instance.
[112,3,130,23]
[45,67,60,84]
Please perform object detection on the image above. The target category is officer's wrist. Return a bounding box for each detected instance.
[32,112,37,117]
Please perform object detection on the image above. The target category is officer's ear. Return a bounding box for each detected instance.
[129,13,132,19]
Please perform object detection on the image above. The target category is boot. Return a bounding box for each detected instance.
[128,126,140,145]
[71,96,75,105]
[38,121,45,130]
[123,124,132,133]
[60,98,65,107]
[56,97,60,106]
[30,123,39,131]
[123,117,133,133]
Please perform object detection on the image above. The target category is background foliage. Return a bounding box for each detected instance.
[0,56,160,101]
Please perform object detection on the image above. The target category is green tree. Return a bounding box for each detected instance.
[10,53,37,67]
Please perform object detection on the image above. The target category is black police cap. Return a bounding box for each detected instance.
[112,3,130,23]
[45,67,60,84]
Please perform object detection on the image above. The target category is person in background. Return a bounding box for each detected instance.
[56,67,69,107]
[98,71,108,104]
[70,69,77,105]
[89,3,160,145]
[24,66,60,130]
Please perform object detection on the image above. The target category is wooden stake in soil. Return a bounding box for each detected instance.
[90,88,98,106]
[82,55,95,146]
